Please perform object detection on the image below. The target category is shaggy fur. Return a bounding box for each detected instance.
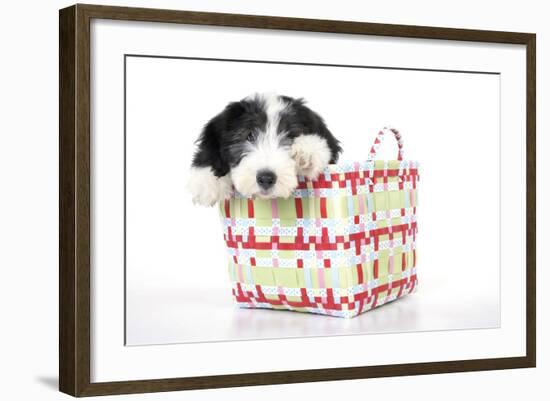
[188,93,342,206]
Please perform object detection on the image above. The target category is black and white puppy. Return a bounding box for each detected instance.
[188,93,342,206]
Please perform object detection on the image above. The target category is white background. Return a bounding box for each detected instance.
[125,56,501,345]
[92,17,524,383]
[0,0,547,400]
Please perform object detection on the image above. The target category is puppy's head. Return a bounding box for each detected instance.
[192,93,341,199]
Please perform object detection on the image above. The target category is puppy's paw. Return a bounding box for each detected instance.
[291,134,332,180]
[187,167,233,206]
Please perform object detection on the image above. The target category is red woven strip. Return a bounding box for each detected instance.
[224,199,231,217]
[356,264,363,284]
[325,288,336,308]
[358,237,365,255]
[234,275,417,311]
[396,281,404,298]
[295,168,418,190]
[320,197,327,218]
[235,282,245,298]
[371,294,379,308]
[295,198,303,218]
[227,227,233,241]
[373,235,380,278]
[300,288,314,307]
[247,199,254,218]
[225,222,418,252]
[255,285,268,303]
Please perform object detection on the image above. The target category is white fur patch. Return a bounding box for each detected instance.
[263,92,288,128]
[186,167,233,206]
[230,142,297,199]
[291,134,332,179]
[231,93,297,199]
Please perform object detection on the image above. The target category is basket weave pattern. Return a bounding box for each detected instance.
[219,129,419,318]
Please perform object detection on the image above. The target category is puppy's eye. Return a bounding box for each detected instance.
[246,132,256,142]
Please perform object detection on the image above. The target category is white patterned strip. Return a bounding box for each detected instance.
[221,207,418,236]
[233,268,417,298]
[227,237,417,268]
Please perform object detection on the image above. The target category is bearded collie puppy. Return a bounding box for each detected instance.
[188,93,342,206]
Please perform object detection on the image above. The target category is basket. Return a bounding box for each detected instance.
[218,128,419,318]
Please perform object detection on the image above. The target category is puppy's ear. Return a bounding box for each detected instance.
[191,101,245,177]
[292,98,342,164]
[313,114,342,164]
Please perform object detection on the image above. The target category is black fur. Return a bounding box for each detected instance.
[191,94,342,177]
[277,96,342,163]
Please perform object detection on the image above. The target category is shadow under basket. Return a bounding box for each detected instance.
[218,128,419,318]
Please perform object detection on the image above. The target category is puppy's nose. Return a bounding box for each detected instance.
[256,170,277,190]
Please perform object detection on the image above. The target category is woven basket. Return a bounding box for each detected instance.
[218,128,419,318]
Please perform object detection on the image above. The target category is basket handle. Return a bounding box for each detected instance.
[368,127,404,161]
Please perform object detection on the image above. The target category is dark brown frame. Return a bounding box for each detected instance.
[59,3,536,397]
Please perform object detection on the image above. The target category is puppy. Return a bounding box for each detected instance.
[188,93,342,206]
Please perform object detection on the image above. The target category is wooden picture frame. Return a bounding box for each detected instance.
[59,3,536,397]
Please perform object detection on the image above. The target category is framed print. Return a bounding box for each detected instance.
[59,3,536,397]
